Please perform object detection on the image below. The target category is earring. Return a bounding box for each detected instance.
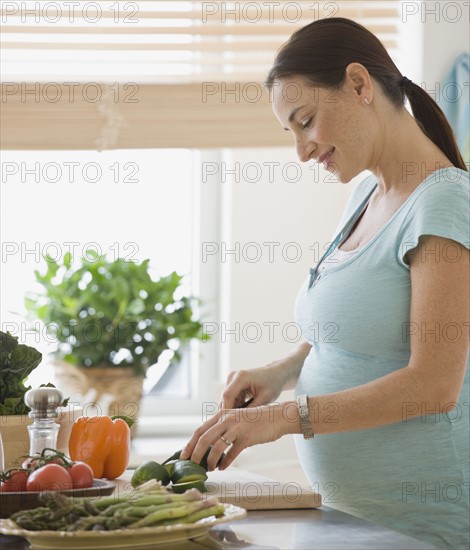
[364,98,371,105]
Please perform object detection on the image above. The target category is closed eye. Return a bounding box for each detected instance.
[301,118,313,130]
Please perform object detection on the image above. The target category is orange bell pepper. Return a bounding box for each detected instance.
[68,416,131,479]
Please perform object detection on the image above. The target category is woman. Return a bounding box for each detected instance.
[181,18,469,549]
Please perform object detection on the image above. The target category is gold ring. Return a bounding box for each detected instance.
[220,435,232,446]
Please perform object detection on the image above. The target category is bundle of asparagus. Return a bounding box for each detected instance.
[10,482,225,532]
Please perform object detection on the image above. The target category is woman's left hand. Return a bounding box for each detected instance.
[179,401,299,470]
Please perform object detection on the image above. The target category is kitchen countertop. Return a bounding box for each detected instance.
[0,468,438,550]
[204,507,439,549]
[0,506,438,549]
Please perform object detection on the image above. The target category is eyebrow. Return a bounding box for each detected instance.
[289,105,306,123]
[283,105,307,131]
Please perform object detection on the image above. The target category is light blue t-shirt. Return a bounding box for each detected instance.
[294,167,470,550]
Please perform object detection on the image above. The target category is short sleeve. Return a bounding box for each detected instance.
[397,168,470,269]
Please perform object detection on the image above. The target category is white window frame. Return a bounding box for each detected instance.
[137,149,223,434]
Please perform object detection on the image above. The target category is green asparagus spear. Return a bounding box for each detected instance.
[93,495,133,511]
[132,489,202,507]
[161,504,225,525]
[121,502,192,518]
[130,501,207,528]
[67,516,109,532]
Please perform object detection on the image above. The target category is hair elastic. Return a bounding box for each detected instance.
[400,76,413,88]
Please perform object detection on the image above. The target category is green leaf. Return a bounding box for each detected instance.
[0,331,18,359]
[110,276,129,303]
[0,396,23,416]
[0,331,43,415]
[24,295,37,312]
[63,251,72,269]
[84,248,98,260]
[44,255,60,278]
[128,298,145,316]
[10,344,42,374]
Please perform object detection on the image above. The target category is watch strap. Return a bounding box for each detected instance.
[297,394,314,439]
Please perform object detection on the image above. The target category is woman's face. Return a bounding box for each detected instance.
[271,74,375,183]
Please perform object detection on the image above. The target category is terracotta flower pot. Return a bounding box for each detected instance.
[0,405,83,470]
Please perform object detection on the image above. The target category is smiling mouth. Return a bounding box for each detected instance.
[319,148,335,167]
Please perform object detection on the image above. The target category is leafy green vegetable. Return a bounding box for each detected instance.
[24,252,204,376]
[0,331,42,416]
[0,332,68,415]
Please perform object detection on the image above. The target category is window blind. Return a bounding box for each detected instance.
[1,1,401,149]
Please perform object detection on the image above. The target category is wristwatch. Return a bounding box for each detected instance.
[297,394,314,439]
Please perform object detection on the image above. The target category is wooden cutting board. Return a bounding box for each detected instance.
[205,468,322,510]
[117,468,321,511]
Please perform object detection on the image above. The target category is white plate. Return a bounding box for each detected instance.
[0,503,247,549]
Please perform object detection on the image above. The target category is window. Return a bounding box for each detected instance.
[0,148,221,419]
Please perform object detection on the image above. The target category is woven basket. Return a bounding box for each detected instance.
[53,361,144,432]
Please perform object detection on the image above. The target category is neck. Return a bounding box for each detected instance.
[369,106,453,197]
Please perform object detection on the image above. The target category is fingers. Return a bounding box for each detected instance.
[180,407,242,469]
[219,371,237,408]
[180,403,281,471]
[189,424,232,470]
[206,431,237,471]
[179,412,220,461]
[219,434,234,446]
[218,442,243,470]
[220,370,252,409]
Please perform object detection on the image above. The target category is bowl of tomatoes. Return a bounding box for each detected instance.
[0,449,115,518]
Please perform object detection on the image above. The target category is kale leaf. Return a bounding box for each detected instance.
[0,331,42,416]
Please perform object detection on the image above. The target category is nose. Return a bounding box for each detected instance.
[295,136,315,163]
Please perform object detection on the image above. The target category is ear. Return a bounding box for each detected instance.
[344,63,373,103]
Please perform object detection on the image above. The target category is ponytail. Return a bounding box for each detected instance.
[403,81,467,171]
[265,18,468,172]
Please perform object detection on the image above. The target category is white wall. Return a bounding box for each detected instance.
[420,0,469,85]
[219,147,357,381]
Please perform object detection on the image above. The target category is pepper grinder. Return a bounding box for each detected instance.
[24,387,63,457]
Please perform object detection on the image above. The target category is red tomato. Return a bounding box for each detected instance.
[69,462,94,489]
[26,464,73,492]
[0,470,28,492]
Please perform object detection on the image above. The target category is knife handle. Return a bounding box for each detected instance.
[240,397,254,408]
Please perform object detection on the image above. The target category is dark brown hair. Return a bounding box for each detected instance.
[264,18,467,171]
